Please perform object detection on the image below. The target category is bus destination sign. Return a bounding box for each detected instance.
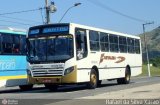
[29,25,69,36]
[29,29,40,35]
[42,26,69,34]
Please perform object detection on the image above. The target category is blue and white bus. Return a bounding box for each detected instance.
[0,27,33,90]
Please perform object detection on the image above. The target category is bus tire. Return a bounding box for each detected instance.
[97,80,102,87]
[117,67,131,84]
[44,84,58,91]
[87,69,98,89]
[19,84,33,91]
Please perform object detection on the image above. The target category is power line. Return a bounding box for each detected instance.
[0,19,33,26]
[0,8,44,16]
[40,7,45,24]
[0,15,41,24]
[87,0,148,23]
[0,24,28,29]
[0,7,45,26]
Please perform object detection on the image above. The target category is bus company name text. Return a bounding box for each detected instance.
[100,53,125,64]
[0,60,16,70]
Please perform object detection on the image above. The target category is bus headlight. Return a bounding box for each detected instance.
[64,66,74,75]
[27,70,31,76]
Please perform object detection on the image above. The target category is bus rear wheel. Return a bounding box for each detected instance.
[117,67,131,84]
[98,80,102,86]
[44,84,58,91]
[87,69,98,89]
[19,84,33,91]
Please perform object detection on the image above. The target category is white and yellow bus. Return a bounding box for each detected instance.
[27,23,142,90]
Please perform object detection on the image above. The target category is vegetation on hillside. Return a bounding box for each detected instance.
[139,26,160,59]
[136,27,160,77]
[139,26,160,52]
[150,57,160,67]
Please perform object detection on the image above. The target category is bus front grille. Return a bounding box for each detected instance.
[31,69,63,77]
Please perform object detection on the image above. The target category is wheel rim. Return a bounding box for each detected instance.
[126,73,130,81]
[91,73,97,86]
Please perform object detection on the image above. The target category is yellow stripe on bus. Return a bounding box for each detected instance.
[0,75,27,80]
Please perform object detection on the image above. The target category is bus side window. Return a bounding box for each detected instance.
[20,36,26,55]
[109,34,118,52]
[2,34,13,54]
[127,38,135,53]
[89,31,100,51]
[119,36,127,53]
[13,35,20,54]
[135,39,140,54]
[75,28,87,60]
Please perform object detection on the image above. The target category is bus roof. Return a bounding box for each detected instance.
[29,23,140,39]
[69,23,140,39]
[0,27,26,35]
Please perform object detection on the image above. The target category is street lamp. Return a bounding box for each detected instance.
[59,3,81,23]
[142,22,154,77]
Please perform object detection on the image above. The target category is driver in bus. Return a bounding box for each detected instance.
[76,36,84,59]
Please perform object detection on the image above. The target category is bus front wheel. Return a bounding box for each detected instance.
[44,84,58,91]
[87,69,98,89]
[19,84,33,91]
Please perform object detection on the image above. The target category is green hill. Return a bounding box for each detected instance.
[139,26,160,59]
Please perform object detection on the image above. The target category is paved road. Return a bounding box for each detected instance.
[0,76,160,105]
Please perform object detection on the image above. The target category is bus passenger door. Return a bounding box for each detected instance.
[75,28,87,60]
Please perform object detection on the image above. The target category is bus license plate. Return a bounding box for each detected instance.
[42,79,52,83]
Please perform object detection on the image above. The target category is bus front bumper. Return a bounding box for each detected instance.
[28,76,62,84]
[28,68,77,84]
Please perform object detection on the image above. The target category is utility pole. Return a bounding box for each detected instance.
[45,0,57,24]
[45,0,50,24]
[143,22,154,77]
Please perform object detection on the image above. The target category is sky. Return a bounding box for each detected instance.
[0,0,160,35]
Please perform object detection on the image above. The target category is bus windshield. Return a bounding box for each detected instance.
[27,35,73,63]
